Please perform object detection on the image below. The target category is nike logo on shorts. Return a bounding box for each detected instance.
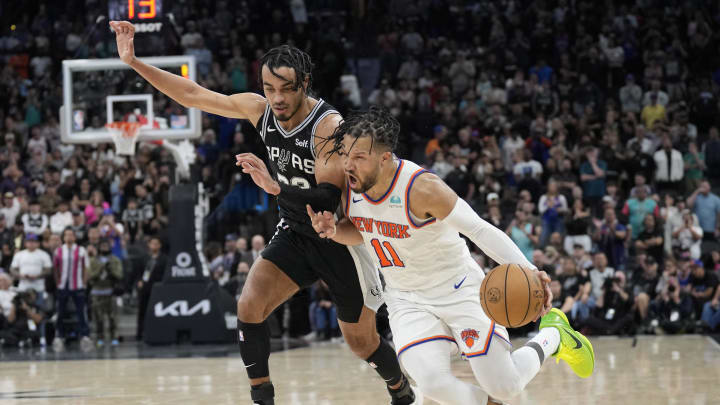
[565,328,583,349]
[454,275,468,289]
[352,197,363,203]
[244,363,256,368]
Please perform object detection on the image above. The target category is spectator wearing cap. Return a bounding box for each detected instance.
[425,125,447,161]
[619,74,642,113]
[687,180,720,242]
[0,192,21,229]
[21,200,48,236]
[10,233,51,345]
[53,228,92,351]
[88,238,123,346]
[49,200,73,235]
[653,136,684,194]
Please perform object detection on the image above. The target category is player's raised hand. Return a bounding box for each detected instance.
[533,269,553,321]
[109,21,136,65]
[306,204,336,238]
[235,153,281,195]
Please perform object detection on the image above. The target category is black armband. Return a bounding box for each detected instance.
[279,182,342,213]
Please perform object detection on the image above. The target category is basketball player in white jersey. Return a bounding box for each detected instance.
[306,108,595,404]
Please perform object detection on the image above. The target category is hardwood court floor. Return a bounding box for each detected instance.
[0,335,718,404]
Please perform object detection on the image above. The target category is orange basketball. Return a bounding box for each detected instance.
[479,264,545,328]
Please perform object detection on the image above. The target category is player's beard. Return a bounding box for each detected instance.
[348,167,380,194]
[273,96,303,122]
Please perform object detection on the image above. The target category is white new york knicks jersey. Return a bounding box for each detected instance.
[345,159,482,291]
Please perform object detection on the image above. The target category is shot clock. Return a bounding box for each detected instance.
[108,0,164,33]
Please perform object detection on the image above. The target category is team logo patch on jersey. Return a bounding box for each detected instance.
[276,149,292,172]
[461,329,480,348]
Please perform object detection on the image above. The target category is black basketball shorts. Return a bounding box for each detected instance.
[261,219,383,323]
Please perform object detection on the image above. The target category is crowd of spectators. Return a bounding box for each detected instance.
[2,0,720,349]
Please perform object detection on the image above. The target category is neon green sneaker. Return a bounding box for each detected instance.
[539,308,595,378]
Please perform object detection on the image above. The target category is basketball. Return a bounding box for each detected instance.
[479,264,545,328]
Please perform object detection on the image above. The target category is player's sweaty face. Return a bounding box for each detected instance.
[341,135,381,194]
[261,65,304,122]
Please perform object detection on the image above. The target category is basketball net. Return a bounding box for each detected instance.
[105,122,142,156]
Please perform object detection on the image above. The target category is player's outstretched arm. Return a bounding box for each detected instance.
[306,205,363,245]
[409,172,553,317]
[109,21,265,122]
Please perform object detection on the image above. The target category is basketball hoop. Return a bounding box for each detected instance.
[105,122,142,156]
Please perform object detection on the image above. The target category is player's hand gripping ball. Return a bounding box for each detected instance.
[480,264,546,328]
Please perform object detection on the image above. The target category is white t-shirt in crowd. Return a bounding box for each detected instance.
[11,249,52,292]
[0,288,16,317]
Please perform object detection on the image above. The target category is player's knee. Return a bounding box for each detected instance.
[485,377,523,401]
[344,332,378,358]
[636,292,649,304]
[413,374,454,400]
[236,291,265,323]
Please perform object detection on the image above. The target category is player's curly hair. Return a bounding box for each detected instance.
[322,106,400,159]
[259,45,314,94]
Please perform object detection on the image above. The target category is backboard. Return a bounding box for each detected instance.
[60,55,201,144]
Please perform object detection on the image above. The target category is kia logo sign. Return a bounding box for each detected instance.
[154,299,211,317]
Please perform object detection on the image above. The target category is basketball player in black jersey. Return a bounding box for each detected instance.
[110,21,419,405]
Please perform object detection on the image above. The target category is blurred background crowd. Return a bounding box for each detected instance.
[1,0,720,349]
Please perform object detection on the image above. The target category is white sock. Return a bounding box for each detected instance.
[527,327,561,363]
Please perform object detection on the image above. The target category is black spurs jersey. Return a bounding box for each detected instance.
[255,98,340,237]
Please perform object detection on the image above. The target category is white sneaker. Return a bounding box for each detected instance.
[39,337,47,347]
[52,337,65,352]
[80,336,94,351]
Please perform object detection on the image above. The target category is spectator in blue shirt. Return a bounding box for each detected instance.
[687,180,720,241]
[594,208,628,270]
[579,147,607,216]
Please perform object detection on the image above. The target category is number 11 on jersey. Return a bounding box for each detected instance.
[370,239,405,268]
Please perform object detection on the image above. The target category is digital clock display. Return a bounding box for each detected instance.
[109,0,163,20]
[109,0,164,33]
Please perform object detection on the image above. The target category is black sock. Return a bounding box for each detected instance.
[238,320,271,379]
[365,339,404,387]
[250,382,275,405]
